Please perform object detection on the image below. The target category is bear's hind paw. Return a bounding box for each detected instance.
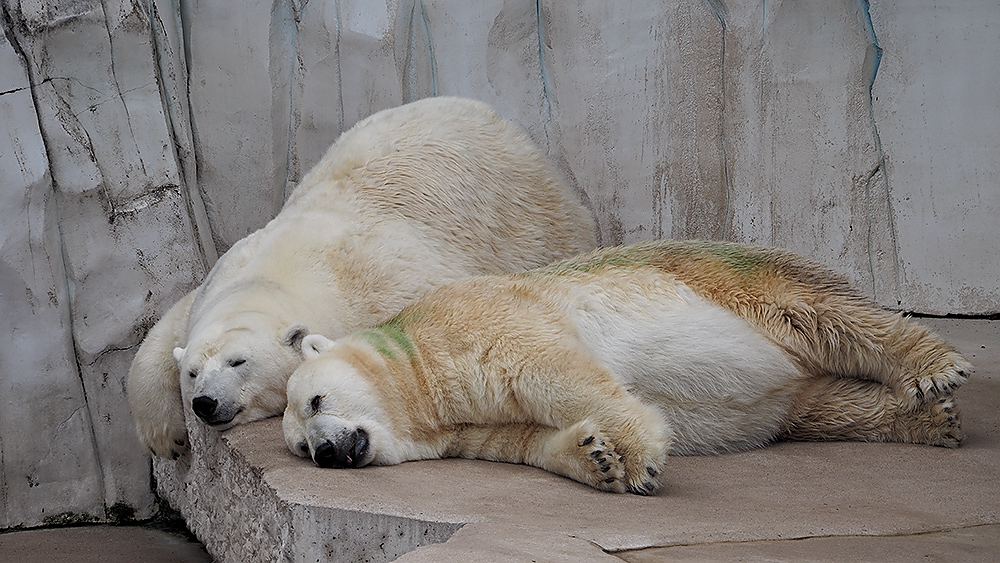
[899,354,971,407]
[923,397,963,448]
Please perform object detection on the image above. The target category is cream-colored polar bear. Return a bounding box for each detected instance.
[283,240,971,495]
[126,97,596,459]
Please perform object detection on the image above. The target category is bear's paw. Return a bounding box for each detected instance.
[900,352,971,407]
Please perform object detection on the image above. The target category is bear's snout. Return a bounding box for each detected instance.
[313,428,369,468]
[192,395,218,421]
[191,395,241,426]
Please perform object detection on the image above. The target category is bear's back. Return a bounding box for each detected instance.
[191,97,597,329]
[288,97,597,274]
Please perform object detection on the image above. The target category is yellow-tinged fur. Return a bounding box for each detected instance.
[284,241,971,495]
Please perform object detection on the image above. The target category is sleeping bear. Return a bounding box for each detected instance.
[282,240,970,494]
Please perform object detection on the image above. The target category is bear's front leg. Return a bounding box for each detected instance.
[127,289,197,459]
[506,350,674,494]
[441,422,629,493]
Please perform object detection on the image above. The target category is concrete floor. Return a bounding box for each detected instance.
[2,318,997,562]
[0,525,211,563]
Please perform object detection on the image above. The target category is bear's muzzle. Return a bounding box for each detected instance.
[313,428,369,468]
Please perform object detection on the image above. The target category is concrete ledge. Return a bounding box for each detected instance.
[154,422,463,561]
[155,319,1000,562]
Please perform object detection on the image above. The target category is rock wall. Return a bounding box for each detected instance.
[1,0,997,529]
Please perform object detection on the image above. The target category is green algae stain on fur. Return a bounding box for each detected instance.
[532,240,774,278]
[355,328,398,360]
[378,319,418,360]
[355,313,420,362]
[531,242,662,275]
[684,240,772,275]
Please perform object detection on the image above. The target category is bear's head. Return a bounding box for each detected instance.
[283,333,398,469]
[174,317,310,430]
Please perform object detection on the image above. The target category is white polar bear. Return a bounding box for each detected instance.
[283,240,970,495]
[126,97,597,459]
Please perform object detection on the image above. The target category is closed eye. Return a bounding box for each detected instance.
[309,394,324,414]
[228,358,246,368]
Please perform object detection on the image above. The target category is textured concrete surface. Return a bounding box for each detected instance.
[151,318,999,562]
[0,525,211,563]
[618,525,1000,563]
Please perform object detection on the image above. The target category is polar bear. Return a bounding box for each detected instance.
[126,97,597,459]
[283,240,971,495]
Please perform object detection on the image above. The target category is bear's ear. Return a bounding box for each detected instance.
[301,334,336,360]
[172,347,186,364]
[282,323,310,351]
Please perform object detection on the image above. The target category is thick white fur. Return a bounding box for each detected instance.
[127,97,596,458]
[283,241,970,494]
[567,279,801,454]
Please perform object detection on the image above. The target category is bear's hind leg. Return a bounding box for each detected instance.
[805,306,970,408]
[782,376,962,447]
[767,299,970,409]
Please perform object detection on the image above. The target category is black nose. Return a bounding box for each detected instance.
[313,440,338,468]
[312,429,369,468]
[192,396,218,420]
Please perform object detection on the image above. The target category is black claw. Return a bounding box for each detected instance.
[174,439,185,446]
[628,482,654,496]
[601,465,611,473]
[590,450,603,458]
[647,466,657,477]
[605,477,616,484]
[580,436,595,446]
[595,457,607,464]
[170,451,179,460]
